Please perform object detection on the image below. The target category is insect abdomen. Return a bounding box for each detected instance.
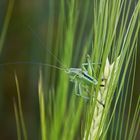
[82,72,98,85]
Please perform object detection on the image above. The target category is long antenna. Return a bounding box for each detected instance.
[27,25,66,69]
[0,61,66,71]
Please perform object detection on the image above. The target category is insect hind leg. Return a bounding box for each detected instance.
[74,82,90,100]
[74,82,105,107]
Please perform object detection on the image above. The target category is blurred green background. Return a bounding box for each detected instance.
[0,0,139,140]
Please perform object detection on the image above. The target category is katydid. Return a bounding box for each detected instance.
[0,27,105,105]
[0,55,105,107]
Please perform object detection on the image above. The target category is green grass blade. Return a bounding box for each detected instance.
[38,70,47,140]
[128,96,140,140]
[13,99,22,140]
[15,74,28,140]
[0,0,15,53]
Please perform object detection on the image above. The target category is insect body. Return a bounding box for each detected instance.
[65,68,98,86]
[62,57,105,107]
[62,55,100,101]
[64,64,105,108]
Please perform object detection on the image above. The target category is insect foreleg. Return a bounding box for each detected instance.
[70,74,78,82]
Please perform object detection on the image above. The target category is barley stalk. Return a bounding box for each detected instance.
[84,56,120,140]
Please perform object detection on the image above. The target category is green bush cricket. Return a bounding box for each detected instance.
[0,54,105,107]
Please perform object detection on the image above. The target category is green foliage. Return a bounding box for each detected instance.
[12,0,140,140]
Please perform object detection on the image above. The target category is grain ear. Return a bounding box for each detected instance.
[110,55,120,74]
[104,57,110,79]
